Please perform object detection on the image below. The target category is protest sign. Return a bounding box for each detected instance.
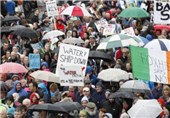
[154,1,170,24]
[46,1,58,17]
[29,54,40,69]
[131,46,170,84]
[103,24,115,36]
[30,42,44,54]
[121,27,135,36]
[58,66,84,86]
[95,19,108,32]
[56,43,89,86]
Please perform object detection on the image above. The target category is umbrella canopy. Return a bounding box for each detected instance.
[10,25,26,31]
[97,34,143,50]
[118,7,149,18]
[42,30,64,40]
[54,102,82,112]
[2,16,20,22]
[128,99,162,118]
[144,39,170,51]
[88,51,113,61]
[61,6,91,17]
[109,91,135,99]
[12,27,38,39]
[30,70,60,83]
[0,62,28,73]
[62,38,84,45]
[1,26,12,33]
[29,103,67,113]
[119,80,150,93]
[98,68,129,82]
[154,25,170,32]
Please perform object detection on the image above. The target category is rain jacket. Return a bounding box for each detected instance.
[7,81,28,97]
[85,66,98,85]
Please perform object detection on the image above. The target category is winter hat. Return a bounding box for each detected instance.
[165,103,170,112]
[81,96,89,102]
[86,102,96,109]
[41,61,48,68]
[11,74,20,80]
[146,34,153,41]
[104,113,113,118]
[79,110,87,117]
[96,82,104,88]
[83,87,90,92]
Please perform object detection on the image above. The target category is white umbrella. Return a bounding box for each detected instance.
[62,38,84,45]
[61,6,91,17]
[144,39,170,51]
[97,68,129,82]
[30,70,60,83]
[119,80,150,93]
[42,30,64,40]
[128,99,162,118]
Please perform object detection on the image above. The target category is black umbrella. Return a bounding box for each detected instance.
[28,103,67,113]
[10,25,26,31]
[54,102,82,112]
[12,27,38,39]
[1,26,12,33]
[2,16,20,22]
[109,91,135,99]
[89,51,113,61]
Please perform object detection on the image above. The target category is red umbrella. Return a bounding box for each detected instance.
[0,62,28,73]
[154,25,170,31]
[60,6,91,17]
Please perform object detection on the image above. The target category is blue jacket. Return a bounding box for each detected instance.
[5,1,15,15]
[7,81,28,97]
[92,90,106,109]
[86,66,98,85]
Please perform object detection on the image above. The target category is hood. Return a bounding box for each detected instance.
[38,83,48,94]
[13,80,21,90]
[85,66,93,75]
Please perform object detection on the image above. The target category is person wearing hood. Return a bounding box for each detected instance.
[38,82,50,103]
[7,81,28,97]
[85,66,98,85]
[5,0,15,15]
[92,82,106,109]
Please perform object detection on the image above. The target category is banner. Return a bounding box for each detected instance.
[95,19,108,32]
[130,46,170,84]
[46,1,58,17]
[29,54,40,69]
[58,66,83,86]
[121,27,135,36]
[56,43,89,86]
[154,1,170,24]
[103,24,115,36]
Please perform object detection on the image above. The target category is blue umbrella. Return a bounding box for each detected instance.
[137,36,149,45]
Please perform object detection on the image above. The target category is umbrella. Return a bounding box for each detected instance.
[42,30,64,40]
[137,36,149,45]
[2,16,20,22]
[89,51,113,61]
[29,103,67,113]
[97,34,143,50]
[12,27,38,39]
[1,26,12,33]
[0,62,28,73]
[61,6,91,17]
[97,68,129,82]
[154,25,170,31]
[119,80,150,93]
[30,70,60,83]
[10,25,26,31]
[54,102,82,112]
[128,99,162,118]
[118,7,149,18]
[109,91,135,99]
[62,38,84,45]
[144,39,170,51]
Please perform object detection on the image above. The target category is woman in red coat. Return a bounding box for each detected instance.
[56,18,65,32]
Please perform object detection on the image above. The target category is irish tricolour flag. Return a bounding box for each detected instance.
[130,46,170,84]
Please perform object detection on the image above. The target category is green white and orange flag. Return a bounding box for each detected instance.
[130,46,170,84]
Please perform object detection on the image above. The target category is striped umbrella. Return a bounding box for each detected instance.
[61,6,91,17]
[0,62,28,73]
[97,34,143,50]
[144,39,170,51]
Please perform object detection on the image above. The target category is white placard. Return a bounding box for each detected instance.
[46,1,58,17]
[95,19,108,32]
[56,43,89,86]
[121,27,135,36]
[103,24,116,36]
[58,66,83,86]
[154,1,170,24]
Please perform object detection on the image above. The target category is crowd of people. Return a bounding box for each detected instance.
[1,0,170,118]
